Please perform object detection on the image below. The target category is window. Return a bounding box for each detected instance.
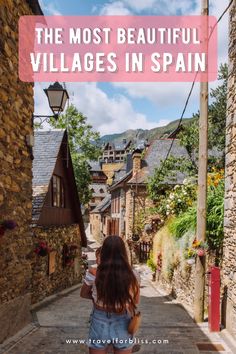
[52,175,65,208]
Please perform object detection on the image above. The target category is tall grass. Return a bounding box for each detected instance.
[169,206,197,239]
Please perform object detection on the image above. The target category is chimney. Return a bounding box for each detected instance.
[132,149,142,177]
[123,138,127,144]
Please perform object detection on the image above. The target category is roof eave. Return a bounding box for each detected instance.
[26,0,44,15]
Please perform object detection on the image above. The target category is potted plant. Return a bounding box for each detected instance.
[132,234,140,242]
[0,220,17,238]
[184,248,196,265]
[63,244,78,267]
[34,241,51,257]
[192,239,208,257]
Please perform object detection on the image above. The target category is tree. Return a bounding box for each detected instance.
[148,64,228,202]
[49,105,101,205]
[208,63,228,151]
[179,63,228,156]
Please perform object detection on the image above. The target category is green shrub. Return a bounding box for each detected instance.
[147,252,157,272]
[169,180,224,250]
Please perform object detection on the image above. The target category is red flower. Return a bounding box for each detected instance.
[197,249,205,257]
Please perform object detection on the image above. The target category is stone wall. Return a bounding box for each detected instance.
[0,0,35,343]
[222,0,236,337]
[31,225,82,304]
[157,265,196,308]
[125,186,153,240]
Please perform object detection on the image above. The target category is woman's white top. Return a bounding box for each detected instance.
[84,269,98,303]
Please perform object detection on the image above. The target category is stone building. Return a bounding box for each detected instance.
[90,195,111,244]
[222,0,236,338]
[31,130,86,304]
[102,140,132,162]
[89,161,108,211]
[125,140,189,241]
[0,0,42,343]
[109,171,132,236]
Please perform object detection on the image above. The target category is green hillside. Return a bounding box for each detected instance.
[99,117,196,145]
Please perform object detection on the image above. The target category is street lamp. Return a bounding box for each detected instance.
[33,82,69,125]
[44,82,69,118]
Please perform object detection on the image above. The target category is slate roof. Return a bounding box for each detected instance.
[109,171,132,191]
[104,140,132,151]
[90,183,108,197]
[32,130,65,222]
[89,161,102,172]
[113,168,128,183]
[91,195,111,214]
[32,129,87,246]
[128,139,189,185]
[114,140,132,151]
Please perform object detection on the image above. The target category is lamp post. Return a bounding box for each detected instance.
[33,82,69,126]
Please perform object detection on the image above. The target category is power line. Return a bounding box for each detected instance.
[161,0,233,165]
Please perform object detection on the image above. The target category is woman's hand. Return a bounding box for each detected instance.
[80,283,93,300]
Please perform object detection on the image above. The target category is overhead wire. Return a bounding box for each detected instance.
[160,0,233,165]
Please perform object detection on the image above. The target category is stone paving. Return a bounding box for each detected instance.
[0,233,235,354]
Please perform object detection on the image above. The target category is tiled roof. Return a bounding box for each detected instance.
[91,195,111,214]
[32,130,65,222]
[128,139,189,185]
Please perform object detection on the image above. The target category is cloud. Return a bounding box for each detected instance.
[99,1,132,15]
[34,82,164,136]
[98,0,198,15]
[38,0,62,15]
[113,82,199,106]
[123,0,156,12]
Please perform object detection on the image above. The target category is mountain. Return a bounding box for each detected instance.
[99,117,196,145]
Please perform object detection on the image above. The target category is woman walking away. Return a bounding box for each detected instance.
[80,235,140,354]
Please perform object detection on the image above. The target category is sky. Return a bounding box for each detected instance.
[35,0,229,136]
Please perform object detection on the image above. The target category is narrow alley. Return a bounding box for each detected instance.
[0,233,234,354]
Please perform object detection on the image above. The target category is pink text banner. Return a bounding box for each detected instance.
[19,16,218,82]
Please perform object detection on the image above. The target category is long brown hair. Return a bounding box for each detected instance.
[95,235,139,313]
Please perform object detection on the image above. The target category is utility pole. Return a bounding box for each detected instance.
[194,0,209,323]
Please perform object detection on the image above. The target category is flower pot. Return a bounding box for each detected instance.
[38,248,48,257]
[197,249,205,257]
[132,234,140,242]
[186,258,195,265]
